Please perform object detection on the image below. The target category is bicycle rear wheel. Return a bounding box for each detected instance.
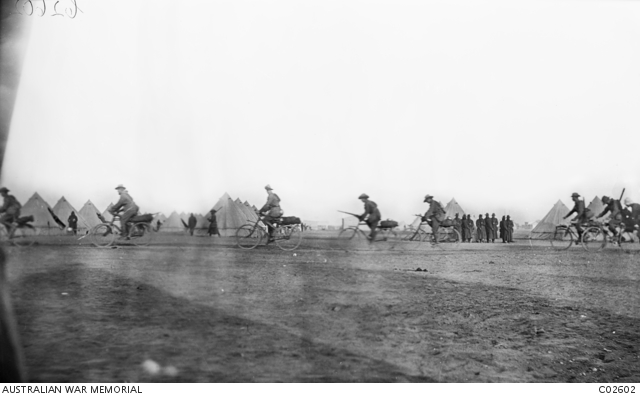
[582,226,606,252]
[128,223,152,246]
[275,225,302,251]
[91,224,117,247]
[435,228,461,250]
[11,225,37,247]
[550,227,573,250]
[236,224,263,249]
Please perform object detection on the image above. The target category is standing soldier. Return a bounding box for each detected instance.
[476,214,485,243]
[358,193,381,242]
[597,195,624,239]
[484,212,493,243]
[67,211,78,235]
[491,214,499,243]
[466,215,475,243]
[188,213,197,236]
[422,195,446,244]
[460,214,468,242]
[563,192,593,243]
[499,215,506,243]
[453,213,462,239]
[207,209,221,237]
[506,215,515,243]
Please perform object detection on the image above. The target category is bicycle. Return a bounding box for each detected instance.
[584,221,640,253]
[401,215,462,250]
[236,213,302,251]
[549,221,588,250]
[0,216,37,247]
[90,213,154,248]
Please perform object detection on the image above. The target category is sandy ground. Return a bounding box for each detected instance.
[4,232,640,382]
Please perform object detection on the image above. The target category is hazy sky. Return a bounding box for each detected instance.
[1,0,639,225]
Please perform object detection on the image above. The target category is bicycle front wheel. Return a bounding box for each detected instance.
[11,225,37,247]
[91,224,117,247]
[550,227,573,250]
[275,225,302,251]
[236,224,263,249]
[128,223,153,246]
[582,226,606,252]
[337,227,366,250]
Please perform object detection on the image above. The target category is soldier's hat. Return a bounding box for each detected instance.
[424,195,433,202]
[115,184,126,190]
[601,195,610,202]
[485,213,489,216]
[492,213,495,216]
[358,193,369,199]
[455,213,459,216]
[571,192,580,198]
[0,187,8,193]
[265,184,273,191]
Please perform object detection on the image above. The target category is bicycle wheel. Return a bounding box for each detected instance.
[337,227,365,250]
[128,223,153,246]
[550,227,573,250]
[91,224,117,247]
[435,228,461,250]
[236,224,263,249]
[11,225,37,247]
[616,231,640,253]
[275,225,302,251]
[582,226,606,252]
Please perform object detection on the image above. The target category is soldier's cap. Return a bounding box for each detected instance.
[265,184,273,191]
[358,193,369,199]
[624,197,633,205]
[485,213,489,216]
[424,195,433,202]
[601,196,610,202]
[455,213,459,216]
[0,187,8,193]
[115,184,126,190]
[571,192,580,198]
[492,213,495,216]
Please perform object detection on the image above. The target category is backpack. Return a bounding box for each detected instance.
[380,219,399,229]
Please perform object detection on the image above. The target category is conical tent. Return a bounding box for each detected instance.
[52,196,90,229]
[20,192,64,233]
[444,198,466,219]
[161,211,187,232]
[101,203,114,222]
[530,200,570,239]
[211,193,259,236]
[235,198,260,223]
[587,196,606,219]
[78,200,104,230]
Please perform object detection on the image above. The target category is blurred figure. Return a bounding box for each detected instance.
[358,193,381,242]
[207,209,221,237]
[188,213,197,236]
[500,215,506,243]
[484,212,493,243]
[453,213,462,239]
[506,215,515,243]
[476,214,485,243]
[110,184,139,238]
[155,219,163,232]
[622,198,640,238]
[0,249,27,382]
[0,187,21,231]
[460,214,468,242]
[491,214,499,243]
[563,192,593,242]
[67,211,78,235]
[466,215,475,243]
[422,195,445,244]
[598,196,624,238]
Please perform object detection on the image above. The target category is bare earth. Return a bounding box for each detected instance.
[5,232,640,382]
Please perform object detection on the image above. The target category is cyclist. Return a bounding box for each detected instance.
[563,192,593,243]
[422,195,445,244]
[0,188,21,232]
[622,197,640,238]
[597,196,624,239]
[258,185,283,243]
[109,184,139,238]
[357,193,381,242]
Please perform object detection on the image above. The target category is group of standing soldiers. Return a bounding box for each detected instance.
[450,213,515,243]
